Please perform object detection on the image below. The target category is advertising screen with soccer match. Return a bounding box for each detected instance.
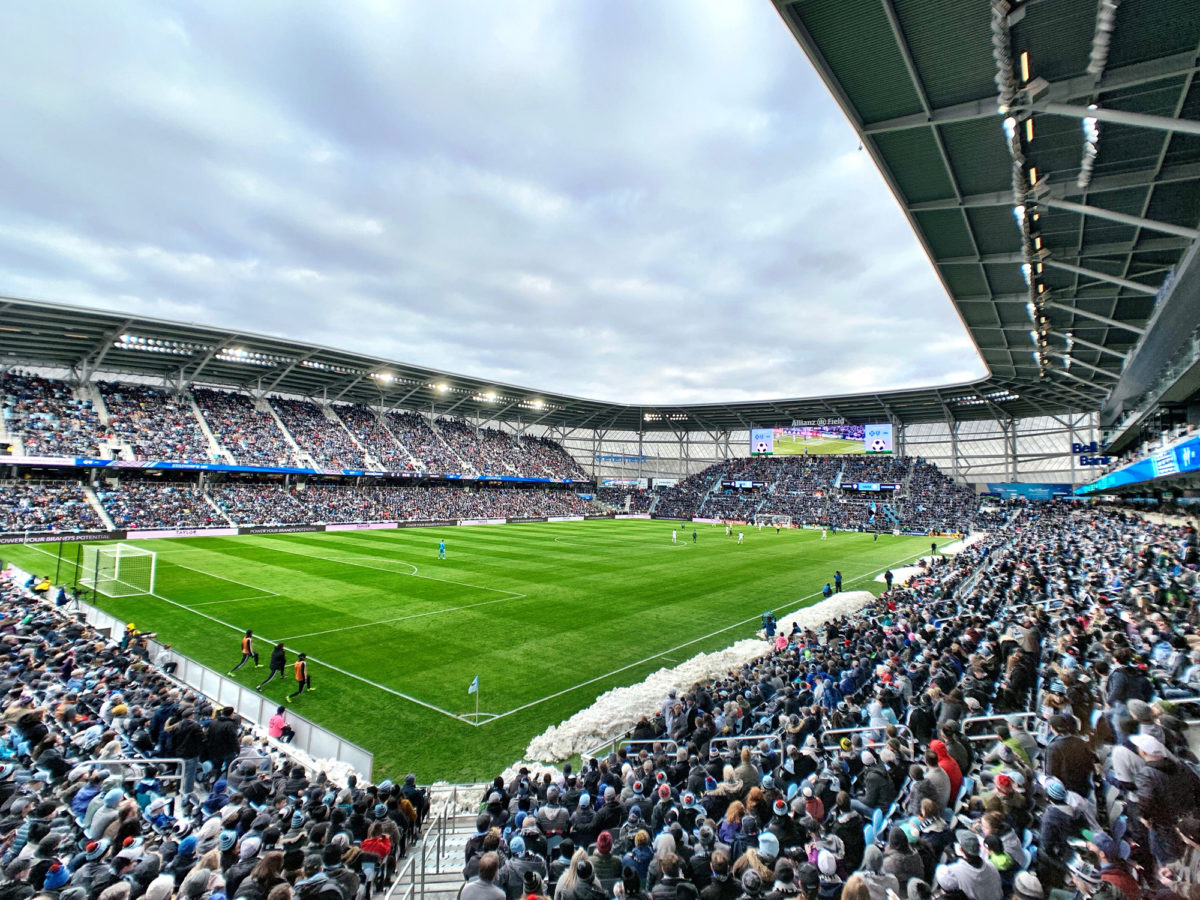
[749,421,893,455]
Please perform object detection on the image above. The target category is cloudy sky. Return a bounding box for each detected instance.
[0,2,984,404]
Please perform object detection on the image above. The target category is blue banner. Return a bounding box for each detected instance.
[1078,434,1200,494]
[986,482,1075,500]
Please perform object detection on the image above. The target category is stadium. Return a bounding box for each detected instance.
[1,1,1199,900]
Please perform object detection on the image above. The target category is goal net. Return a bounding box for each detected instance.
[760,515,793,528]
[80,544,157,598]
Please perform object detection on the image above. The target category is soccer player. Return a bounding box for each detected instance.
[229,629,260,674]
[438,539,446,559]
[737,531,744,544]
[287,653,312,701]
[692,530,697,543]
[672,529,677,544]
[821,527,828,540]
[256,642,287,691]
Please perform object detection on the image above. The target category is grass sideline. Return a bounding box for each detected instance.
[7,520,929,780]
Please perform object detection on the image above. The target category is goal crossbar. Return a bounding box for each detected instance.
[80,543,157,598]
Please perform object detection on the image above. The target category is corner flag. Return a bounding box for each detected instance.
[468,675,478,695]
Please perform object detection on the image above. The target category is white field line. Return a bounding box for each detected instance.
[247,539,525,598]
[477,546,929,726]
[23,544,474,725]
[190,594,279,607]
[277,591,531,641]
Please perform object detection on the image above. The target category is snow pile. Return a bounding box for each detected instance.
[874,533,990,585]
[523,591,875,762]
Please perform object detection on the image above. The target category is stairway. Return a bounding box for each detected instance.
[203,493,236,527]
[379,416,424,471]
[259,398,316,468]
[190,398,236,464]
[83,486,116,530]
[389,810,484,900]
[328,405,381,470]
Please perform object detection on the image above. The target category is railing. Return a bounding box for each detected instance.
[708,733,782,759]
[821,724,913,752]
[384,784,482,900]
[582,737,678,762]
[961,712,1041,744]
[49,581,374,778]
[86,757,187,815]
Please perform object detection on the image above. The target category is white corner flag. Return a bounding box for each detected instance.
[468,675,479,695]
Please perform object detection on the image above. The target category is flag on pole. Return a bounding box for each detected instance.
[468,675,479,695]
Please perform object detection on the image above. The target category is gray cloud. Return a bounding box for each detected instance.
[0,1,984,405]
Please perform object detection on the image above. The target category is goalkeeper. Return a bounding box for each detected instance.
[229,629,261,674]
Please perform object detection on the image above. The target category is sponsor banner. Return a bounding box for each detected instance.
[986,482,1075,500]
[457,517,507,526]
[325,522,397,531]
[126,527,239,540]
[614,514,651,519]
[585,514,614,520]
[507,517,547,524]
[0,455,80,467]
[238,525,324,535]
[396,520,455,528]
[0,530,122,545]
[546,516,585,523]
[692,517,723,524]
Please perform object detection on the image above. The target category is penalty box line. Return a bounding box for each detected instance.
[477,545,931,727]
[22,543,475,726]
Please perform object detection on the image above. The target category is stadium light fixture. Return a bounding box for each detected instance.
[1003,117,1017,140]
[437,383,449,392]
[1021,262,1032,285]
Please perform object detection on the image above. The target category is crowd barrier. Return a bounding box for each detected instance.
[32,579,375,779]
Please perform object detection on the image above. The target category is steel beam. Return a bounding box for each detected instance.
[1044,352,1121,380]
[1037,198,1200,241]
[1042,259,1159,295]
[1035,101,1200,139]
[1049,331,1129,360]
[1045,301,1146,335]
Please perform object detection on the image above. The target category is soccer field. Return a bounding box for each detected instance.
[6,521,929,780]
[772,435,866,455]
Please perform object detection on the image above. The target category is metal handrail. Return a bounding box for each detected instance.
[582,737,678,763]
[961,711,1041,744]
[708,734,782,757]
[820,724,913,752]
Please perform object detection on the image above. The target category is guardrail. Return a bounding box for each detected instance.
[37,576,374,779]
[86,757,187,816]
[821,724,913,753]
[582,737,679,762]
[961,712,1041,744]
[708,733,782,759]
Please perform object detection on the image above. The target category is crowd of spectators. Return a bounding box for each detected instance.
[595,489,655,514]
[434,421,510,475]
[384,413,465,474]
[208,485,310,526]
[292,486,602,522]
[2,373,101,458]
[268,400,366,470]
[905,464,979,534]
[194,390,301,468]
[333,407,411,471]
[97,484,224,530]
[0,482,101,532]
[519,437,588,480]
[466,503,1200,900]
[0,566,429,900]
[99,384,214,464]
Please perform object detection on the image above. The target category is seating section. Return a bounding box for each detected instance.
[99,381,213,462]
[208,483,310,525]
[269,397,367,468]
[469,504,1199,899]
[1,372,101,457]
[194,388,301,467]
[0,481,100,531]
[0,569,429,896]
[656,456,979,533]
[386,411,466,473]
[335,404,412,469]
[97,483,223,529]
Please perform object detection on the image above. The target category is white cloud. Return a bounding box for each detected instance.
[0,1,984,405]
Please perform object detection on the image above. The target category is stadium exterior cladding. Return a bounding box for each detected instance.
[2,296,1078,432]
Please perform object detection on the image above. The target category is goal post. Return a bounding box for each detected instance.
[760,515,793,528]
[80,544,157,598]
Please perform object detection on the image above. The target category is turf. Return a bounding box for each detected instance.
[6,521,930,781]
[771,435,867,455]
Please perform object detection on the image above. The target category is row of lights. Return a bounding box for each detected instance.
[114,334,209,357]
[643,413,689,422]
[301,360,361,376]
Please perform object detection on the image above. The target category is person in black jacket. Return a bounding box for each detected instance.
[257,643,287,692]
[165,706,205,794]
[207,706,241,777]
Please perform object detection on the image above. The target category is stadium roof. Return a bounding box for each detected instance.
[3,0,1198,434]
[773,0,1200,431]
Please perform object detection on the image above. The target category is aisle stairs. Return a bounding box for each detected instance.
[83,486,115,530]
[189,398,236,464]
[387,786,487,900]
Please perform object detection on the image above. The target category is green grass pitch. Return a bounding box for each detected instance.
[7,521,930,781]
[771,435,866,455]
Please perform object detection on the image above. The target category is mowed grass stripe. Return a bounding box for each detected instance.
[6,523,929,780]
